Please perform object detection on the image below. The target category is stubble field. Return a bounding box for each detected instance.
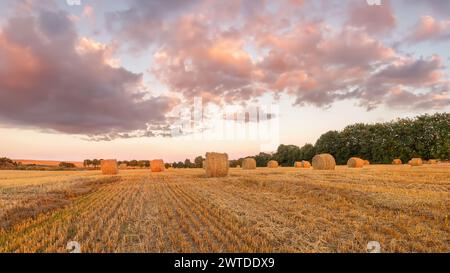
[0,165,449,253]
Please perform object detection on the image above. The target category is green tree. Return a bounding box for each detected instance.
[254,152,272,167]
[194,156,204,168]
[83,159,92,167]
[299,143,315,161]
[59,162,76,168]
[92,159,100,168]
[184,159,193,168]
[129,160,138,167]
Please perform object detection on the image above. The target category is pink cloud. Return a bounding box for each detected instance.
[408,15,450,43]
[1,0,448,140]
[317,27,395,67]
[0,10,178,139]
[385,86,449,110]
[369,55,444,86]
[359,56,449,110]
[347,0,396,34]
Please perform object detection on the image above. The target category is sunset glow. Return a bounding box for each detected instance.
[0,0,448,162]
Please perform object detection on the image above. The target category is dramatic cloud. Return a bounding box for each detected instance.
[359,56,449,110]
[369,56,444,86]
[408,15,450,43]
[119,0,446,110]
[0,10,177,138]
[106,0,201,50]
[152,15,262,104]
[1,0,448,141]
[255,25,396,106]
[347,0,396,34]
[383,86,449,110]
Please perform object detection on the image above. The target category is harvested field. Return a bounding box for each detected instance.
[0,165,449,253]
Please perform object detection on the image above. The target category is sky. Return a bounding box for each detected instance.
[0,0,449,162]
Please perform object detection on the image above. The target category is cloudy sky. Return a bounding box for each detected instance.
[0,0,449,162]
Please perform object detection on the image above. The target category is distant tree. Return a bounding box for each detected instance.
[83,159,92,167]
[299,143,316,162]
[144,160,150,168]
[184,159,193,168]
[137,160,150,168]
[165,163,171,169]
[230,158,244,168]
[59,162,76,168]
[312,113,449,164]
[0,157,17,169]
[314,131,347,164]
[194,156,204,168]
[92,159,101,168]
[129,160,138,167]
[254,152,272,167]
[273,144,301,166]
[171,161,184,168]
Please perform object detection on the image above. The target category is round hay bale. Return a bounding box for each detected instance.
[294,161,302,168]
[242,158,256,170]
[347,157,364,168]
[364,160,370,165]
[119,163,127,169]
[205,152,229,177]
[302,161,311,168]
[267,160,278,168]
[151,159,165,172]
[101,159,118,175]
[202,160,207,169]
[392,159,402,165]
[428,159,438,164]
[312,154,336,170]
[236,165,241,168]
[409,158,423,166]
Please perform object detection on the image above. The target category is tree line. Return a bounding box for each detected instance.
[3,113,447,170]
[50,113,450,168]
[83,157,206,169]
[235,112,449,166]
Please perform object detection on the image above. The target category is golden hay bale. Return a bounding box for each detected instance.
[347,157,364,168]
[101,159,118,175]
[150,159,165,172]
[428,159,438,164]
[242,158,256,170]
[205,152,229,177]
[236,165,241,168]
[267,160,278,168]
[312,154,336,170]
[119,163,127,169]
[202,160,207,169]
[295,161,311,168]
[392,159,402,165]
[364,160,370,165]
[302,161,311,168]
[409,158,423,166]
